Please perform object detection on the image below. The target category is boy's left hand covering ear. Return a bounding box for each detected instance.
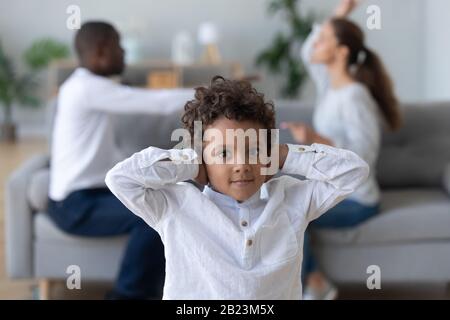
[194,161,209,186]
[264,144,288,183]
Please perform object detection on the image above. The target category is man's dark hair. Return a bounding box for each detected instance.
[182,76,276,149]
[75,21,117,60]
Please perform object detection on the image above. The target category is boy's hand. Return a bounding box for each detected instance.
[265,144,288,182]
[194,161,209,186]
[334,0,361,18]
[278,144,289,170]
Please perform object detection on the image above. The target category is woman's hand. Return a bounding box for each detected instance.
[281,122,335,146]
[281,122,317,145]
[194,161,209,186]
[334,0,361,18]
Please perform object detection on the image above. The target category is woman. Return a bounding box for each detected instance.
[281,0,402,299]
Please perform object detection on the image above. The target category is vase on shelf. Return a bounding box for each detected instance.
[172,30,195,66]
[198,22,222,65]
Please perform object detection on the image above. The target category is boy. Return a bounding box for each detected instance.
[48,21,193,299]
[105,76,369,299]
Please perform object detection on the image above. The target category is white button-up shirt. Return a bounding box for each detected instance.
[105,143,369,299]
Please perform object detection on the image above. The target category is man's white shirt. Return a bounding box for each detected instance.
[49,68,194,201]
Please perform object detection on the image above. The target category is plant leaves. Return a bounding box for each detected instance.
[255,0,316,98]
[23,38,69,71]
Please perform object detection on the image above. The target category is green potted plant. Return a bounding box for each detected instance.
[256,0,318,98]
[0,38,69,142]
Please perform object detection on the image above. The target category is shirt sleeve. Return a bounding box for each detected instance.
[105,146,200,228]
[281,143,370,222]
[84,77,194,115]
[301,23,329,102]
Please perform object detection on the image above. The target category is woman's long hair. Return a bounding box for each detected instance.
[330,18,402,130]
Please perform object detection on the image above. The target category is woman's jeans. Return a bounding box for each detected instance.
[302,199,380,281]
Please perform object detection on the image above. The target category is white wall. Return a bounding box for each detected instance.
[0,0,440,136]
[356,0,426,103]
[302,0,426,104]
[424,0,450,102]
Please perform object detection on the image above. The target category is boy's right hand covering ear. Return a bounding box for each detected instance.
[194,161,209,186]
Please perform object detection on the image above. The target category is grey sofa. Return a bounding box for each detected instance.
[5,100,450,298]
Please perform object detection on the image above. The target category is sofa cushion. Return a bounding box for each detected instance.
[33,212,128,281]
[313,189,450,246]
[377,103,450,189]
[27,168,50,212]
[34,212,128,243]
[34,212,78,242]
[377,136,450,189]
[272,102,450,190]
[114,110,185,158]
[444,162,450,195]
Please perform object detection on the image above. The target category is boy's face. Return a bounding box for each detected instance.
[203,117,269,203]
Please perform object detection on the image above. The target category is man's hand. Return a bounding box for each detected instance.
[281,122,316,145]
[334,0,361,18]
[194,161,209,186]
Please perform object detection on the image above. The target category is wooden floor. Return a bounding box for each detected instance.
[0,138,47,299]
[0,138,113,299]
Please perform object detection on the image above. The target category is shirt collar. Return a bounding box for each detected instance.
[203,183,268,210]
[75,67,91,75]
[75,67,120,82]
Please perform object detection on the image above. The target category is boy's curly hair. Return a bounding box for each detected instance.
[181,76,276,148]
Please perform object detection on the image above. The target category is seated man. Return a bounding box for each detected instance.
[48,21,193,299]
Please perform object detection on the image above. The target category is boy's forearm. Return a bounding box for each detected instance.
[106,147,199,193]
[280,143,369,191]
[105,147,199,228]
[152,148,200,185]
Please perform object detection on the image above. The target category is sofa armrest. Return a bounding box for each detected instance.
[444,162,450,196]
[5,153,50,279]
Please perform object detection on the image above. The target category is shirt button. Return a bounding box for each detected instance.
[246,239,253,247]
[241,220,248,227]
[298,147,305,152]
[182,154,189,160]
